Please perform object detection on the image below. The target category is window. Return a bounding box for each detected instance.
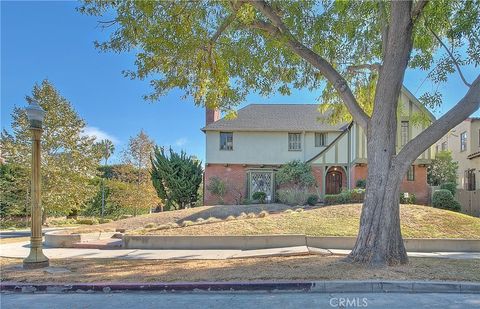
[441,141,448,151]
[465,169,476,191]
[220,132,233,150]
[315,133,326,147]
[460,131,467,152]
[406,165,415,181]
[400,121,409,147]
[288,133,302,151]
[435,145,439,154]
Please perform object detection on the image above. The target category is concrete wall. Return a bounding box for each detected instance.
[206,131,341,165]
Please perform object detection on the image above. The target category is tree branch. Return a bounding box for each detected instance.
[248,1,370,129]
[347,63,381,74]
[428,26,472,87]
[394,74,480,170]
[411,0,429,22]
[209,13,236,45]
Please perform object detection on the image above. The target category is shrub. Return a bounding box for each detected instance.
[252,191,267,203]
[440,182,457,196]
[206,176,228,204]
[324,190,364,205]
[98,218,113,224]
[277,188,309,206]
[355,179,366,189]
[276,160,316,189]
[432,189,461,212]
[307,194,319,206]
[181,220,194,227]
[400,192,416,204]
[350,188,365,203]
[196,218,205,223]
[76,218,99,225]
[144,223,156,229]
[241,198,253,205]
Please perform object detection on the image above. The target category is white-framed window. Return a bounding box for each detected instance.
[315,132,326,147]
[460,131,467,152]
[400,121,409,147]
[288,133,302,151]
[406,165,415,181]
[220,132,233,150]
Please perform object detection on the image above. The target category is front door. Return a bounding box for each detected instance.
[326,171,342,194]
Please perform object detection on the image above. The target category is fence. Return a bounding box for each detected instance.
[455,189,480,217]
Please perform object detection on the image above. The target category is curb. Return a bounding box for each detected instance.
[1,280,479,294]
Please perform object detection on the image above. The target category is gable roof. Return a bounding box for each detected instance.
[202,104,349,132]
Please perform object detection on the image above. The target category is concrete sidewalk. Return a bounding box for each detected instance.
[1,241,479,260]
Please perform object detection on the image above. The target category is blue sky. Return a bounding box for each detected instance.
[2,1,478,163]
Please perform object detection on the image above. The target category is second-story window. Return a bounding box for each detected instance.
[460,131,467,152]
[288,133,302,151]
[220,132,233,150]
[400,121,409,147]
[315,132,326,147]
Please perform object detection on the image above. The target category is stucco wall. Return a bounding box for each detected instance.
[434,119,480,189]
[206,131,341,165]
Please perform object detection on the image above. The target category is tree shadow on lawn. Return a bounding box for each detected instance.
[179,204,320,223]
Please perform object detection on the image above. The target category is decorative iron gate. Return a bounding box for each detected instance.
[248,170,274,202]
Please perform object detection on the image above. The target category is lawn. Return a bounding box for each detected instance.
[1,256,479,282]
[132,204,480,239]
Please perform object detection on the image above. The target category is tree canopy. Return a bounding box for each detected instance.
[79,0,479,119]
[0,80,101,220]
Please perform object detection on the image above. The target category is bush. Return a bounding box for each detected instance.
[144,223,156,229]
[206,176,228,204]
[98,218,113,224]
[355,179,366,189]
[324,189,364,205]
[307,194,319,206]
[252,191,267,203]
[440,182,457,196]
[432,189,461,212]
[76,217,99,225]
[400,192,416,204]
[276,160,316,189]
[277,188,309,205]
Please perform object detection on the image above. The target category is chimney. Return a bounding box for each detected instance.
[206,108,220,126]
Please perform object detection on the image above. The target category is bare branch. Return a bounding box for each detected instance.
[428,26,472,87]
[347,63,381,74]
[411,0,429,22]
[394,74,480,171]
[248,0,370,129]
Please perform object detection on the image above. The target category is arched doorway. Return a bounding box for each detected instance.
[326,169,343,194]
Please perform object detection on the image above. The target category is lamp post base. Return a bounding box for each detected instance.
[23,246,49,269]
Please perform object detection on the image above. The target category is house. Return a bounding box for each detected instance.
[434,118,480,191]
[202,87,436,205]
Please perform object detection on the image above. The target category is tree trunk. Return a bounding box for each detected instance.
[347,1,414,266]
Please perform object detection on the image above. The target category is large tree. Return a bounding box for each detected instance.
[122,130,155,214]
[1,80,100,222]
[80,1,480,265]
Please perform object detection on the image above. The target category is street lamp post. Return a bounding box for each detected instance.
[23,101,49,269]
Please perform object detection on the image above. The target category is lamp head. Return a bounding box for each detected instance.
[25,102,45,129]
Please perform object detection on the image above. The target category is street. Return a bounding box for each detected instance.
[1,292,479,309]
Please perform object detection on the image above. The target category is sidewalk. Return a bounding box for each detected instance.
[1,241,479,260]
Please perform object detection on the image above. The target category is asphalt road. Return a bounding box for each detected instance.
[1,292,479,309]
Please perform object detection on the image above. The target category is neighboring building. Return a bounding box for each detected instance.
[202,87,436,205]
[434,118,480,191]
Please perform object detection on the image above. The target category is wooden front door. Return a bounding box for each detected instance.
[326,171,342,194]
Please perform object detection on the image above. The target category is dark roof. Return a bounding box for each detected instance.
[202,104,349,132]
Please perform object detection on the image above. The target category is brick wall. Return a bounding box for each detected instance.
[204,164,246,205]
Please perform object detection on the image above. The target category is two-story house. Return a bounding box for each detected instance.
[434,118,480,191]
[202,87,436,205]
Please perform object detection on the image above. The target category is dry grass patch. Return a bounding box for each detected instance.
[0,237,30,245]
[136,204,480,239]
[1,256,479,283]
